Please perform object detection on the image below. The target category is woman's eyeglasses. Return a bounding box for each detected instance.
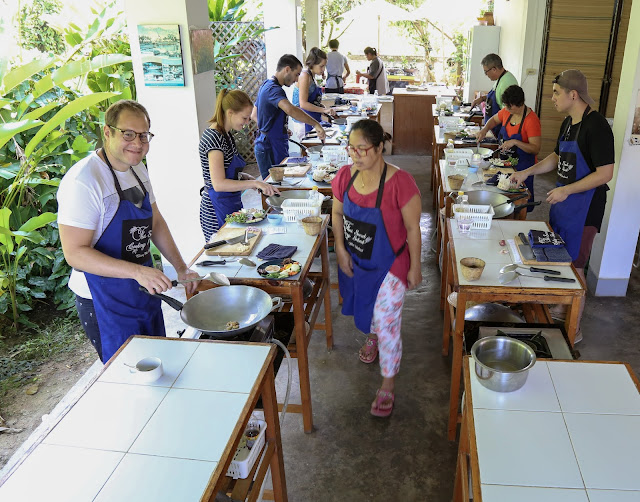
[347,145,375,157]
[109,125,155,143]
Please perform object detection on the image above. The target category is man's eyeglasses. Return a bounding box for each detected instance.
[347,145,375,157]
[484,67,496,75]
[108,125,154,143]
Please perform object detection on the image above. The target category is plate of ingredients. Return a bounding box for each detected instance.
[257,258,302,279]
[490,157,519,168]
[225,208,267,224]
[311,168,338,184]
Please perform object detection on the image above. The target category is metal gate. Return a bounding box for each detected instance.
[211,21,268,163]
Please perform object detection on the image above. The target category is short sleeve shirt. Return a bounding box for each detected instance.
[497,107,541,143]
[494,71,519,108]
[332,165,420,286]
[199,128,238,188]
[326,51,347,88]
[553,110,614,230]
[255,78,287,137]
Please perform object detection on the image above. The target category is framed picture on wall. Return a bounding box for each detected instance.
[137,24,185,86]
[189,28,215,75]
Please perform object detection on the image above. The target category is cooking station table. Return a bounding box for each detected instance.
[189,216,333,433]
[454,357,640,501]
[442,218,585,441]
[0,336,287,502]
[431,104,484,126]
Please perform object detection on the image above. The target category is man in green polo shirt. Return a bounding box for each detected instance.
[471,53,518,137]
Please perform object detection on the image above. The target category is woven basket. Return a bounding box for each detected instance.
[302,216,322,236]
[460,257,485,281]
[448,174,465,190]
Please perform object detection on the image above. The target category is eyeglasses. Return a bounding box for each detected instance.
[347,145,376,157]
[108,126,154,143]
[483,67,496,75]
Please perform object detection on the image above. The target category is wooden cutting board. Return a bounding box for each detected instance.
[205,227,262,256]
[283,163,311,177]
[514,235,571,266]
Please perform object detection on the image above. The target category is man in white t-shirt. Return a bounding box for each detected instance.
[57,100,199,362]
[325,39,350,94]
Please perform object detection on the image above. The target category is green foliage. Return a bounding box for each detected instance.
[18,0,66,54]
[319,0,362,47]
[208,0,249,22]
[0,1,134,331]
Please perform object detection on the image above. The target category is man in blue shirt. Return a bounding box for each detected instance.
[252,54,326,178]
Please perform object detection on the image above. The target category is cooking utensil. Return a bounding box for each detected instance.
[204,232,257,250]
[238,257,256,267]
[517,232,535,260]
[198,258,238,266]
[464,303,525,323]
[265,190,316,210]
[471,336,536,392]
[499,264,562,275]
[498,270,576,285]
[465,191,538,219]
[142,285,282,337]
[172,272,230,287]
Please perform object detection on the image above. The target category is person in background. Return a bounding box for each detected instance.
[475,84,541,208]
[510,70,614,343]
[471,53,518,138]
[325,39,350,94]
[58,100,200,363]
[356,47,389,95]
[199,89,279,242]
[252,54,326,179]
[292,47,337,134]
[332,119,422,417]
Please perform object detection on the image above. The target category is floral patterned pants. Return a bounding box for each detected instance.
[370,272,406,378]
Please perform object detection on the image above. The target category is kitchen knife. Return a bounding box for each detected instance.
[517,232,535,261]
[543,276,576,283]
[528,266,561,275]
[204,233,257,250]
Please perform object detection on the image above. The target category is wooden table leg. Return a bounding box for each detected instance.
[565,296,581,346]
[442,241,453,356]
[261,365,288,502]
[292,285,314,433]
[320,235,333,350]
[440,232,449,310]
[448,292,466,441]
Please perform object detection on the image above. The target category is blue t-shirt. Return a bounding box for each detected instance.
[256,77,287,140]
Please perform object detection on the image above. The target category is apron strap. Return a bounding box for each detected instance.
[101,149,147,199]
[505,107,527,136]
[374,163,388,209]
[562,105,591,141]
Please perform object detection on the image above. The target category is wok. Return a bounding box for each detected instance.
[147,285,282,337]
[465,190,540,219]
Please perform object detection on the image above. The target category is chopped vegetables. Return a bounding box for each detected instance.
[225,208,266,224]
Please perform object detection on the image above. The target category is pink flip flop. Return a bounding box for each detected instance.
[359,335,378,364]
[370,389,394,417]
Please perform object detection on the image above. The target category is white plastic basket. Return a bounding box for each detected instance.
[281,199,322,222]
[439,116,461,128]
[321,145,349,164]
[452,204,495,230]
[227,419,267,479]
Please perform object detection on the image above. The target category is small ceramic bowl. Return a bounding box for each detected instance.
[267,214,283,225]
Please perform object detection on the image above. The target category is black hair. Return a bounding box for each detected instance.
[501,85,525,108]
[276,54,303,72]
[305,47,327,68]
[349,119,392,153]
[481,53,503,69]
[328,39,339,49]
[364,47,377,56]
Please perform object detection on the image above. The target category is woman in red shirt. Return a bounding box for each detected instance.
[331,119,422,417]
[477,85,541,206]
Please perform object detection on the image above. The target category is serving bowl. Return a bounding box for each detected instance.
[471,336,536,392]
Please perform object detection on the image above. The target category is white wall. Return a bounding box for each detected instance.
[588,0,640,296]
[305,0,321,52]
[264,0,303,80]
[494,0,546,110]
[123,0,215,262]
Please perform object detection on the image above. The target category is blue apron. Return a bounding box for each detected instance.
[255,77,289,169]
[499,107,536,211]
[549,106,595,261]
[485,70,506,138]
[338,164,406,333]
[293,70,324,133]
[85,150,165,362]
[207,149,246,225]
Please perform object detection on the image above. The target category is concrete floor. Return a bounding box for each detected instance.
[161,155,640,501]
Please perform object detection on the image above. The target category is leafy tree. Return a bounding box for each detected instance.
[18,0,66,54]
[319,0,361,47]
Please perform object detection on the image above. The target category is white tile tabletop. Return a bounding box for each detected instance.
[449,222,505,241]
[98,336,198,387]
[587,489,640,502]
[129,388,248,462]
[0,444,123,502]
[174,342,272,393]
[453,238,514,264]
[469,359,561,412]
[564,413,640,490]
[94,453,216,502]
[474,408,583,488]
[44,382,169,451]
[548,362,640,415]
[456,261,521,287]
[481,484,589,502]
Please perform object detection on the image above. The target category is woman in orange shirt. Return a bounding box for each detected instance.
[476,85,541,207]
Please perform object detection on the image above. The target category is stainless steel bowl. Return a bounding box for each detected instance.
[464,303,525,323]
[471,336,536,392]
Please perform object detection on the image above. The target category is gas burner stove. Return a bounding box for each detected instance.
[478,325,574,360]
[180,316,275,342]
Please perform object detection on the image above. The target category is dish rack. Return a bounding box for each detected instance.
[281,199,322,222]
[227,419,267,479]
[452,204,495,230]
[445,150,474,165]
[321,145,349,164]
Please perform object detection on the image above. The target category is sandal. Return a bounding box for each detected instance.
[358,335,378,364]
[371,389,394,417]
